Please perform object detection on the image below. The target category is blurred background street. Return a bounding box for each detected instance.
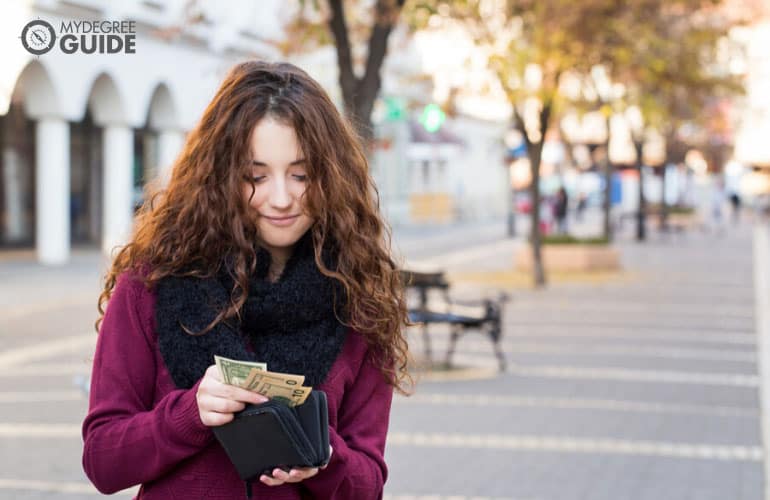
[0,215,765,499]
[3,0,770,499]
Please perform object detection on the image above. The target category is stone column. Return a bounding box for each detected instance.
[2,148,25,242]
[157,128,185,184]
[35,117,70,265]
[101,124,134,256]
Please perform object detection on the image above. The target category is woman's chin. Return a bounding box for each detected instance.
[258,231,303,251]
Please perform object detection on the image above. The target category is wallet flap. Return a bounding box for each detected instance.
[292,391,330,465]
[269,402,317,462]
[212,403,314,480]
[212,391,330,480]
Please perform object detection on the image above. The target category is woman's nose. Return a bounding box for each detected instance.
[268,179,292,208]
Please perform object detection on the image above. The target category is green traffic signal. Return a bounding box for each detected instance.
[384,96,406,121]
[420,103,445,133]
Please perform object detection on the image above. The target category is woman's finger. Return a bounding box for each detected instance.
[221,384,268,404]
[271,468,291,481]
[205,380,267,405]
[198,394,246,414]
[204,364,222,381]
[288,467,318,481]
[260,468,291,486]
[260,474,282,486]
[199,410,233,427]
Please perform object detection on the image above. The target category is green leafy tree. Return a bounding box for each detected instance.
[555,1,745,241]
[422,1,747,285]
[603,0,745,239]
[422,0,634,286]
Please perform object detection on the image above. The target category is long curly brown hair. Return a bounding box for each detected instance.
[97,60,412,394]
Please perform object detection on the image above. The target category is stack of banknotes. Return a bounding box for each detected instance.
[214,355,312,407]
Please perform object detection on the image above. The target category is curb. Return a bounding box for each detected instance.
[753,225,770,500]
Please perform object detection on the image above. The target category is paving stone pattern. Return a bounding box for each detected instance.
[386,226,762,500]
[0,221,762,499]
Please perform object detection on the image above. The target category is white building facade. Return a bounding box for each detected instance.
[2,0,512,265]
[0,0,302,264]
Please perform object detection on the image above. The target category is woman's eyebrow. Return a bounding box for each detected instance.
[251,158,307,166]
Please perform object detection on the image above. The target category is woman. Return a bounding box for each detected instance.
[82,60,411,499]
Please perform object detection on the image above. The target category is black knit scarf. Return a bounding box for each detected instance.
[155,233,348,390]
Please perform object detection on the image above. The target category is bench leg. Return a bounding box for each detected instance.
[489,324,506,372]
[421,323,432,366]
[445,324,462,367]
[493,339,506,372]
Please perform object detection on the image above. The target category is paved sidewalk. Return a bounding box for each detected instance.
[387,223,762,500]
[0,221,762,499]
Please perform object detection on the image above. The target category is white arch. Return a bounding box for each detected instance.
[12,60,62,119]
[144,82,187,183]
[145,82,181,131]
[86,72,129,127]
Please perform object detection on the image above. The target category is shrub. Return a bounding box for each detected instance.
[540,235,610,245]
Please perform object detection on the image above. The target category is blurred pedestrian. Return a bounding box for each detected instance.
[710,178,726,235]
[554,187,569,234]
[82,61,410,499]
[575,192,587,223]
[729,191,742,225]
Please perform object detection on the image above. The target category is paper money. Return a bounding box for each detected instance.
[214,355,266,388]
[254,379,312,407]
[215,356,312,407]
[243,369,305,390]
[244,369,312,407]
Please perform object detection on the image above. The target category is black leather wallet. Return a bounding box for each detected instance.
[212,390,331,483]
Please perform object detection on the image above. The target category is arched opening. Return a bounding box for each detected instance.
[0,97,36,248]
[83,71,134,253]
[135,83,181,209]
[1,59,61,253]
[70,109,102,245]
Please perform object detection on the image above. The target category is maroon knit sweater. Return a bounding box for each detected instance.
[82,274,392,499]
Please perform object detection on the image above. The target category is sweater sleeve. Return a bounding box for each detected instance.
[301,349,393,500]
[82,274,214,494]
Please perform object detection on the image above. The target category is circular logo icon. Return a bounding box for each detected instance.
[21,20,56,55]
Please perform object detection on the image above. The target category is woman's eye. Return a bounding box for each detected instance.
[292,174,308,182]
[250,175,266,183]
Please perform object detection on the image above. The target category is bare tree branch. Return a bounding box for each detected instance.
[327,0,357,115]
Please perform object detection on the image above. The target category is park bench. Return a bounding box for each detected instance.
[400,269,508,371]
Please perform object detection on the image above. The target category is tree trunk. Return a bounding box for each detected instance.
[327,0,405,144]
[659,163,668,230]
[521,101,552,288]
[601,156,613,241]
[635,140,646,241]
[601,115,613,241]
[529,140,546,287]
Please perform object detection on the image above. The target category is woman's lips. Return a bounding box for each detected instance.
[261,215,300,227]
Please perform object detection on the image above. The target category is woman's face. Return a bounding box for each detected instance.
[243,117,314,261]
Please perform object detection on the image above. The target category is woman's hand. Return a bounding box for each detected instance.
[196,364,267,427]
[260,467,319,486]
[260,446,333,486]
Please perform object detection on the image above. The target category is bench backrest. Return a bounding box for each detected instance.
[400,270,449,290]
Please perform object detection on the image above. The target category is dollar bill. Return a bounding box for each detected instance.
[214,355,266,388]
[243,369,305,391]
[255,380,312,407]
[243,369,312,407]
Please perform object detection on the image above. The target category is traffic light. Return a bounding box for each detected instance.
[384,96,406,122]
[419,103,445,133]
